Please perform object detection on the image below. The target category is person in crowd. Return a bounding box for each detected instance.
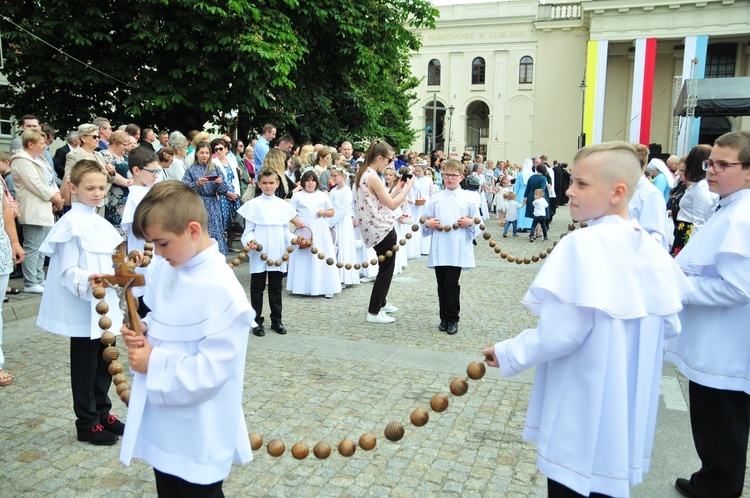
[523,163,550,239]
[53,131,79,181]
[629,145,669,251]
[156,148,174,183]
[254,149,296,200]
[671,145,718,256]
[9,115,40,154]
[10,130,63,293]
[523,188,549,242]
[182,142,228,254]
[124,123,141,143]
[648,158,674,202]
[210,138,240,248]
[254,123,276,172]
[354,140,414,324]
[101,130,133,240]
[384,166,409,276]
[316,149,333,191]
[328,166,360,287]
[164,132,188,182]
[92,117,112,151]
[665,131,750,498]
[484,141,692,498]
[514,159,534,232]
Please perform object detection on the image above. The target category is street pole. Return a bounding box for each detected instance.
[432,93,437,154]
[447,105,455,157]
[579,76,586,149]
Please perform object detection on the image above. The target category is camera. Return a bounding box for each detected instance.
[398,167,413,182]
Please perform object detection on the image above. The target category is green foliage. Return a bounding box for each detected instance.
[0,0,436,148]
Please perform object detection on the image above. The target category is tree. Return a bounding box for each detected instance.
[0,0,436,149]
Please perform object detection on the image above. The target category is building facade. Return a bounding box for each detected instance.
[408,0,750,164]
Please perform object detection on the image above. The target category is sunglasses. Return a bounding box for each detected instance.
[214,147,225,152]
[87,134,100,140]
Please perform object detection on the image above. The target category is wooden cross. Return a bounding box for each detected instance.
[98,252,146,335]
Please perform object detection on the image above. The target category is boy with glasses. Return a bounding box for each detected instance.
[422,160,480,335]
[665,131,750,498]
[121,147,160,315]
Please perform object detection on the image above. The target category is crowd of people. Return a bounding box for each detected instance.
[1,112,749,498]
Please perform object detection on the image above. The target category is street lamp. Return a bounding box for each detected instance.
[447,105,455,157]
[578,76,586,149]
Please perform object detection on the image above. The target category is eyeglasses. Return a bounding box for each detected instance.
[443,173,462,179]
[702,159,749,173]
[214,147,225,152]
[87,134,100,140]
[383,156,394,163]
[141,168,161,177]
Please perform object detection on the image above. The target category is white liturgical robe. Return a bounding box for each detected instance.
[238,193,297,274]
[666,189,750,394]
[628,175,668,251]
[119,243,255,484]
[37,203,124,339]
[494,215,692,497]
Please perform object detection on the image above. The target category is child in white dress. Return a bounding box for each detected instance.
[385,167,409,275]
[287,171,342,298]
[407,162,434,257]
[328,166,360,286]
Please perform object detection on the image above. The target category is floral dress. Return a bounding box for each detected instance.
[183,163,229,254]
[212,159,240,231]
[102,151,129,237]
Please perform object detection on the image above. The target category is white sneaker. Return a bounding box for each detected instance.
[366,311,395,324]
[381,303,398,313]
[23,284,44,294]
[360,277,375,283]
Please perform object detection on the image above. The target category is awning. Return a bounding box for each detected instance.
[673,77,750,117]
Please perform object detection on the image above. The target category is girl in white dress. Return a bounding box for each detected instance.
[286,171,342,298]
[328,167,360,286]
[385,167,409,275]
[407,162,434,258]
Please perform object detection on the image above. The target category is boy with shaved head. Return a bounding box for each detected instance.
[484,142,692,498]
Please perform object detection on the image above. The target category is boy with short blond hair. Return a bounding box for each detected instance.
[37,160,125,445]
[120,180,254,496]
[665,131,750,498]
[522,188,548,241]
[484,142,692,497]
[422,160,480,335]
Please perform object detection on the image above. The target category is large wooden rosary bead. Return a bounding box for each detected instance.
[399,239,406,246]
[292,442,309,460]
[443,225,451,232]
[338,439,356,457]
[317,252,326,260]
[540,252,547,259]
[474,217,481,224]
[119,389,130,404]
[95,301,110,315]
[326,258,334,265]
[359,433,376,451]
[419,217,426,224]
[482,232,491,240]
[310,247,319,254]
[113,373,129,386]
[255,244,263,252]
[128,250,141,262]
[345,263,352,270]
[108,361,124,376]
[479,223,486,231]
[336,262,344,269]
[237,252,247,261]
[249,433,263,451]
[430,394,449,412]
[125,261,137,272]
[467,361,486,380]
[103,346,119,362]
[384,422,404,442]
[141,256,151,267]
[93,286,106,300]
[450,378,468,396]
[411,224,419,232]
[361,262,369,269]
[98,316,112,331]
[313,442,331,459]
[354,263,361,270]
[385,251,393,258]
[260,253,268,261]
[267,439,285,457]
[452,222,460,230]
[231,259,241,266]
[410,408,429,427]
[405,232,412,240]
[100,330,116,346]
[143,242,154,251]
[116,381,130,396]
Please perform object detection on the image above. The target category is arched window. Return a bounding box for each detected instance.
[428,59,441,86]
[519,56,533,84]
[472,57,486,85]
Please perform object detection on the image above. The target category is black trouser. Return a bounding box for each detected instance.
[531,215,548,238]
[547,479,611,498]
[687,381,750,498]
[368,228,397,315]
[154,469,224,498]
[435,265,461,324]
[70,337,113,430]
[250,270,283,326]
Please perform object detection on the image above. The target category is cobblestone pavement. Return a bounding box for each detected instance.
[0,207,737,497]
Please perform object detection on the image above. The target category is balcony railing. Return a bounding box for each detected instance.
[537,3,582,21]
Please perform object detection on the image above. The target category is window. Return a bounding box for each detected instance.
[705,43,736,78]
[471,57,485,85]
[519,56,533,84]
[0,108,11,137]
[428,59,441,86]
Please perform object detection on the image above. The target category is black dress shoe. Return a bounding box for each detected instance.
[101,414,125,436]
[675,478,699,498]
[438,321,448,332]
[270,322,287,335]
[252,325,265,337]
[77,424,118,446]
[446,323,458,335]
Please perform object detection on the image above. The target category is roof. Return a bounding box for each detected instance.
[674,77,750,117]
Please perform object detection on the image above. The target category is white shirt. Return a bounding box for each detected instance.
[676,178,719,233]
[422,187,480,269]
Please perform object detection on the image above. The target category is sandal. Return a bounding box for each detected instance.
[6,287,20,295]
[0,369,14,386]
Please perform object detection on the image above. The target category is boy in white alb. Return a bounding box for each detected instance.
[664,131,750,498]
[484,142,692,498]
[121,146,159,314]
[120,181,254,496]
[37,160,125,445]
[238,168,302,337]
[422,160,480,336]
[628,144,668,251]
